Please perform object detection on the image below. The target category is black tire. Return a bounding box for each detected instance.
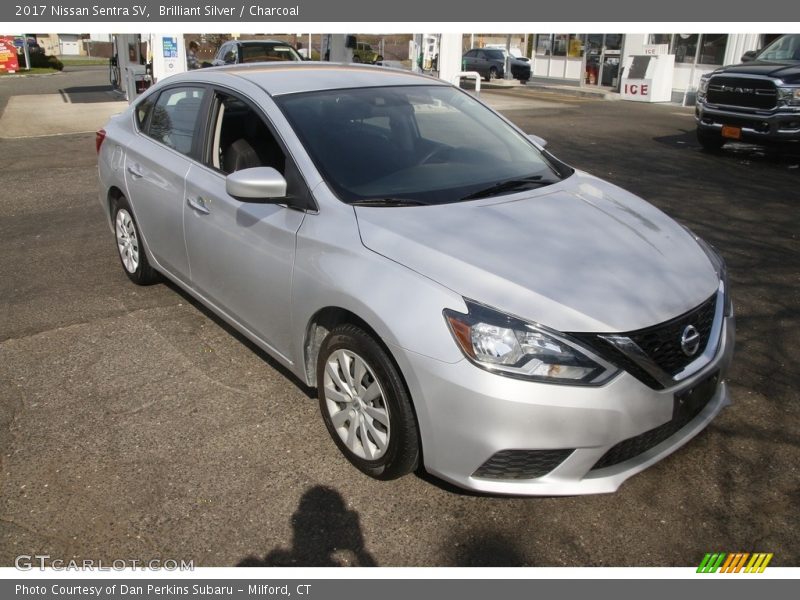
[697,129,725,152]
[487,66,498,82]
[317,324,420,480]
[375,55,384,64]
[111,195,159,285]
[352,55,362,63]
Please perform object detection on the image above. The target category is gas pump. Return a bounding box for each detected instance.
[321,34,354,63]
[110,34,151,102]
[148,34,187,83]
[421,34,439,72]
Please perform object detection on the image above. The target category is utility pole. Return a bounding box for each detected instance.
[22,35,31,70]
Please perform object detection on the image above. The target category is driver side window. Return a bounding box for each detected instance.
[208,92,286,176]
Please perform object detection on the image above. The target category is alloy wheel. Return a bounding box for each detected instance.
[115,208,140,274]
[323,349,391,460]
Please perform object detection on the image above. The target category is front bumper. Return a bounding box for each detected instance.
[696,101,800,143]
[392,315,734,496]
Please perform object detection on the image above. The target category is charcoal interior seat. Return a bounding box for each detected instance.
[223,138,262,173]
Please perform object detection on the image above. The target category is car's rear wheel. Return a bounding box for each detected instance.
[317,324,419,480]
[488,66,498,81]
[375,55,384,64]
[112,195,158,285]
[697,129,726,152]
[352,55,362,63]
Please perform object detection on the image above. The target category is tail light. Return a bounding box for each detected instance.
[95,129,106,154]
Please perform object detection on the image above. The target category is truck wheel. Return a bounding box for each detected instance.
[697,130,725,152]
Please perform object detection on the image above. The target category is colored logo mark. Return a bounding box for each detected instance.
[697,552,773,573]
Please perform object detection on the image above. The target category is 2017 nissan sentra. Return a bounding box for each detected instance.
[96,63,734,495]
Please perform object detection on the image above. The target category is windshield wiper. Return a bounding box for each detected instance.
[351,198,429,207]
[460,175,557,201]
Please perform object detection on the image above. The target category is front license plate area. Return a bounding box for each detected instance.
[721,125,742,140]
[674,371,719,422]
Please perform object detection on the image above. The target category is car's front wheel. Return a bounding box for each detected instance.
[317,324,420,480]
[112,195,159,285]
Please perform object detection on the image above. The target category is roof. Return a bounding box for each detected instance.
[211,62,447,96]
[236,39,294,45]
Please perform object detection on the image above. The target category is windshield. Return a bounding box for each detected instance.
[276,85,569,205]
[242,43,302,62]
[757,34,800,62]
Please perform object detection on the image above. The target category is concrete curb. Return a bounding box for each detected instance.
[0,71,62,79]
[524,82,621,101]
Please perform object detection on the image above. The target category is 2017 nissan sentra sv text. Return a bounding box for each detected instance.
[96,63,735,495]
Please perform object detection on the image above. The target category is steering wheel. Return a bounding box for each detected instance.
[417,145,452,165]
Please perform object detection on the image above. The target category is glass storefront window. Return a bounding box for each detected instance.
[567,34,583,58]
[604,34,623,50]
[698,34,728,65]
[673,34,699,64]
[552,34,568,57]
[649,34,672,45]
[535,34,552,56]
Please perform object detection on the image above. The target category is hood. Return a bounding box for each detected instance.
[713,61,800,82]
[355,172,719,333]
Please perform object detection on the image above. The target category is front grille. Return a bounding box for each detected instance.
[628,294,717,376]
[591,372,719,471]
[706,76,777,110]
[473,449,573,480]
[571,294,718,390]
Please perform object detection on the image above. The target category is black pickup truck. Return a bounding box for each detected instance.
[696,34,800,151]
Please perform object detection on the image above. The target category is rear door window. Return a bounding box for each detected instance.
[146,87,206,156]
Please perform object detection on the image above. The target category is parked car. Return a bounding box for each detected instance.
[463,48,531,82]
[97,64,734,495]
[696,34,800,151]
[212,39,304,66]
[352,41,383,64]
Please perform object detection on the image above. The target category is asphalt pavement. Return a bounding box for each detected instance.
[0,69,798,567]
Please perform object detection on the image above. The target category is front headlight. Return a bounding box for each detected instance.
[777,86,800,107]
[698,76,710,95]
[444,300,619,385]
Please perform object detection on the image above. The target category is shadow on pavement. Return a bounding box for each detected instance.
[449,531,528,566]
[653,128,800,166]
[238,485,378,566]
[59,84,117,103]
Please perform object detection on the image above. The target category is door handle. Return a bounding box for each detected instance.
[127,164,144,178]
[186,196,210,215]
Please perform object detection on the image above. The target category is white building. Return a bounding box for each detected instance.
[528,33,784,103]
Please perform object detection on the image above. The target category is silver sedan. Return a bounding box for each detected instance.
[96,63,735,495]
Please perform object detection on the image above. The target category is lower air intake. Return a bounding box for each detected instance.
[473,449,574,480]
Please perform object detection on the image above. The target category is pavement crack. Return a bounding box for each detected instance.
[0,303,181,344]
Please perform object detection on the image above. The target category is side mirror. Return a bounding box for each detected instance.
[226,167,287,202]
[527,134,548,148]
[741,50,758,62]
